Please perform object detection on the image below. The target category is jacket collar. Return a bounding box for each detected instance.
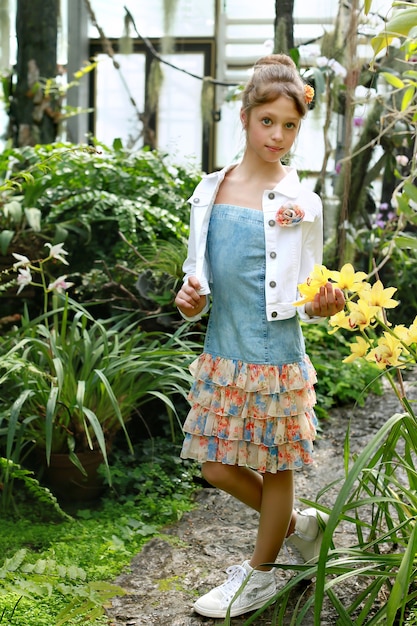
[272,167,300,198]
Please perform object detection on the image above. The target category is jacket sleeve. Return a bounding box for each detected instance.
[297,196,324,324]
[177,188,211,323]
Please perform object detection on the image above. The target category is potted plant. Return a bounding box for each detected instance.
[0,243,197,499]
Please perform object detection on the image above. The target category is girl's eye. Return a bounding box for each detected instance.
[261,118,272,126]
[285,122,296,129]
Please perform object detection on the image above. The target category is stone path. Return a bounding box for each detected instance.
[107,378,411,625]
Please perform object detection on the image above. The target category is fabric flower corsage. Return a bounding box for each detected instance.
[304,84,315,104]
[276,203,305,227]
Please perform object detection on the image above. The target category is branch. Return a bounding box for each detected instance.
[123,6,238,88]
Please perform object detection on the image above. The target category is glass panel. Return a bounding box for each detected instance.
[157,53,204,168]
[294,0,337,18]
[224,0,274,18]
[94,53,146,149]
[88,0,215,39]
[215,99,244,168]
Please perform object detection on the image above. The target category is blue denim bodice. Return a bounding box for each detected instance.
[204,204,306,366]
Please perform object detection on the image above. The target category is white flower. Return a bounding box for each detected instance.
[328,59,347,79]
[396,155,409,167]
[316,55,329,68]
[48,275,74,292]
[44,242,69,265]
[263,39,274,54]
[16,268,32,294]
[12,253,31,269]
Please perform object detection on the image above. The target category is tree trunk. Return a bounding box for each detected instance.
[10,0,58,146]
[274,0,294,53]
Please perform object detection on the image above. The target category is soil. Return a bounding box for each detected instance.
[106,377,415,626]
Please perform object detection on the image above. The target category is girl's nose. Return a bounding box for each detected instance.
[271,125,283,141]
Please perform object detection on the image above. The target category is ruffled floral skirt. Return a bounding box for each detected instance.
[180,352,318,474]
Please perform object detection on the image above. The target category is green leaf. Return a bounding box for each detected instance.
[385,8,417,37]
[404,181,417,203]
[0,549,27,577]
[313,413,408,625]
[45,386,60,464]
[371,8,417,55]
[395,235,417,250]
[403,69,417,80]
[381,72,405,89]
[53,223,69,242]
[396,192,417,221]
[401,85,415,110]
[0,229,15,255]
[364,0,373,15]
[112,137,124,151]
[386,522,417,624]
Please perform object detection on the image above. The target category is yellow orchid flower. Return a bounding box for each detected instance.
[393,324,410,344]
[366,332,405,369]
[308,264,331,283]
[343,336,370,363]
[359,280,398,309]
[328,263,367,293]
[293,264,331,306]
[405,316,417,345]
[348,300,381,331]
[328,310,352,333]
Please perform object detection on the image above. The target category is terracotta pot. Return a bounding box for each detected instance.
[38,450,107,502]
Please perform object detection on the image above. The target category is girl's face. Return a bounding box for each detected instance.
[241,96,301,164]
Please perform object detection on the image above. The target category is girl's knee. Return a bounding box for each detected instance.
[201,461,230,487]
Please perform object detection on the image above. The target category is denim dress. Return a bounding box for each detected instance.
[180,205,318,473]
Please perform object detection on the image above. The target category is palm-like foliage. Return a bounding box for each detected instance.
[222,404,416,626]
[1,298,199,482]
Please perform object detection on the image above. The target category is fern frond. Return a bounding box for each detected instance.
[0,457,72,520]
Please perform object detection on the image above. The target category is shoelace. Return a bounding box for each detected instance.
[218,565,248,603]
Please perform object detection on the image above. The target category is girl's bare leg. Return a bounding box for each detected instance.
[202,461,264,511]
[250,470,294,570]
[201,462,297,563]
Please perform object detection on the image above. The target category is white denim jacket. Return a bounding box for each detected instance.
[180,164,323,323]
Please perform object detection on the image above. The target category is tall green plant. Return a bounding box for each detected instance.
[0,142,200,263]
[0,243,199,502]
[0,142,202,319]
[227,263,417,625]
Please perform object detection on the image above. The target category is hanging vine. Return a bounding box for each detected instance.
[162,0,180,55]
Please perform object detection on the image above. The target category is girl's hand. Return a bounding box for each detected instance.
[175,276,207,317]
[305,282,345,318]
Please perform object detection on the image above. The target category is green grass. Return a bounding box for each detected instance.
[0,438,199,626]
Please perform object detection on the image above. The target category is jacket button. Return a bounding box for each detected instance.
[270,251,277,259]
[271,311,278,318]
[193,197,200,203]
[268,219,275,227]
[269,281,276,288]
[268,192,275,199]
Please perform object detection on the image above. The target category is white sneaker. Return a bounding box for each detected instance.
[193,560,277,618]
[285,508,329,568]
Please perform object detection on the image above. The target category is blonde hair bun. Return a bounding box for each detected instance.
[254,54,297,71]
[242,53,308,117]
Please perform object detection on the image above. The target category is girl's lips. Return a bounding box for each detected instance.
[266,145,282,153]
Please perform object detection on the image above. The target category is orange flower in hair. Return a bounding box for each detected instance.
[304,84,315,104]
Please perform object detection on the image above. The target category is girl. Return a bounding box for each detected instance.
[175,54,345,619]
